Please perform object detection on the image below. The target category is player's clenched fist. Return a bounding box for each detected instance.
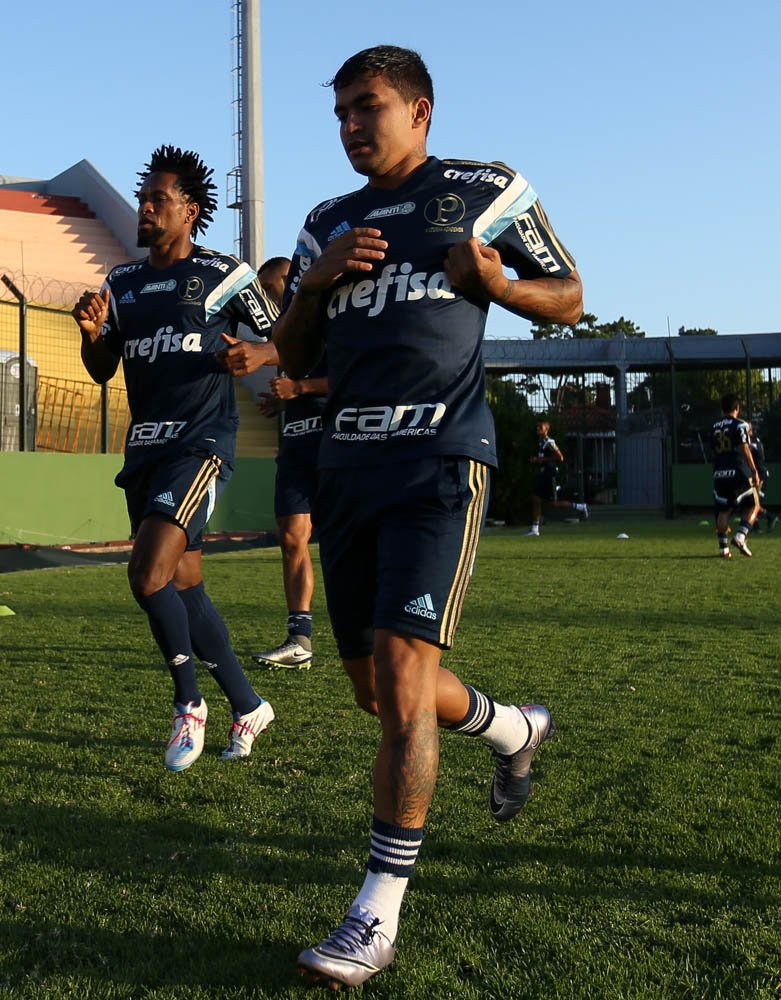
[298,227,388,293]
[444,238,506,302]
[72,288,111,340]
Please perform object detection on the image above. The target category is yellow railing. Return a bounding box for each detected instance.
[36,376,128,453]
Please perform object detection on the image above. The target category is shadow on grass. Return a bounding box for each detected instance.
[0,913,304,995]
[3,799,779,900]
[2,792,779,995]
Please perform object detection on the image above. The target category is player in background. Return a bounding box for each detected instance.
[711,393,762,557]
[72,146,279,771]
[747,423,778,533]
[271,45,583,989]
[249,257,329,669]
[526,419,588,536]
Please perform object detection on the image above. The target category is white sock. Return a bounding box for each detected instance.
[353,870,408,942]
[480,703,531,755]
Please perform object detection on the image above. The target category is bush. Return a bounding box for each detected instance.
[486,377,538,524]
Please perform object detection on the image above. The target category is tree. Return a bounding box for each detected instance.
[531,312,645,339]
[678,325,718,336]
[527,313,644,413]
[757,398,781,462]
[598,316,645,338]
[485,376,537,524]
[531,312,598,340]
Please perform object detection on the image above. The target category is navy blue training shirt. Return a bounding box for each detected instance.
[278,355,328,458]
[100,247,278,479]
[711,415,752,479]
[282,156,576,470]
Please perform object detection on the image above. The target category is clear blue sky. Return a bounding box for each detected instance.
[2,0,779,339]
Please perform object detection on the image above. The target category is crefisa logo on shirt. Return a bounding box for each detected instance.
[192,256,230,273]
[123,325,203,363]
[443,166,509,189]
[326,262,455,319]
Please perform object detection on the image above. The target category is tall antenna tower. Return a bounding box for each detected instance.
[228,0,264,267]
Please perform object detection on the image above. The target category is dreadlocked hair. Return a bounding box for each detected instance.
[136,145,218,237]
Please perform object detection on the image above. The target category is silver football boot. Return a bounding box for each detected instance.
[489,704,554,822]
[298,905,396,989]
[251,635,312,668]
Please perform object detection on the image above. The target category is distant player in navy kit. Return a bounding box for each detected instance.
[271,46,583,989]
[72,146,278,771]
[747,423,777,533]
[711,393,762,557]
[249,257,329,669]
[527,419,588,535]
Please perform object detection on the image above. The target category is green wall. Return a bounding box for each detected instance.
[0,453,277,545]
[3,454,777,545]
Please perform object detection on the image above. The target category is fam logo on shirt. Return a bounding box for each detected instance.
[514,213,562,274]
[332,402,446,442]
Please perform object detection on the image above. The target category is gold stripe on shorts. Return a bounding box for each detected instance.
[439,460,488,646]
[175,455,222,528]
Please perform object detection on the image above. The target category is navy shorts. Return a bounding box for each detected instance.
[315,456,490,659]
[533,469,559,502]
[712,472,757,514]
[274,439,320,518]
[120,451,228,551]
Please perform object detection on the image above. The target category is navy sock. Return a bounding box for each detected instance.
[137,582,200,706]
[447,684,495,736]
[178,582,259,716]
[287,611,312,640]
[367,817,424,878]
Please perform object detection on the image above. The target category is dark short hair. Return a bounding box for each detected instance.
[258,256,291,276]
[721,393,740,413]
[327,45,434,110]
[136,145,218,238]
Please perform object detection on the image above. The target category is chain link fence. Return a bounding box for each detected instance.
[0,286,129,454]
[495,364,781,509]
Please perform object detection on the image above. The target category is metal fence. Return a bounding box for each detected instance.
[0,296,129,453]
[499,364,781,506]
[3,290,780,493]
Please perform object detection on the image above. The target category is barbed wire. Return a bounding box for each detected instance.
[0,267,94,309]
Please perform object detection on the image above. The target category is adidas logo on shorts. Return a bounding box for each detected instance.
[404,593,437,620]
[153,490,176,508]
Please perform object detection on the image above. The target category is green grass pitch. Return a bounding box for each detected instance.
[0,515,779,998]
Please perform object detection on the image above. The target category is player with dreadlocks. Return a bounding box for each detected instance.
[73,146,280,771]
